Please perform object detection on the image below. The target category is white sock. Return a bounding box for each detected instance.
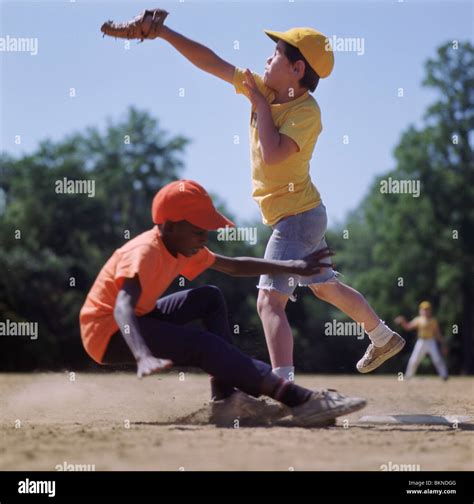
[367,321,393,347]
[273,366,295,382]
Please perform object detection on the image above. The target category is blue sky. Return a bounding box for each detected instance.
[1,0,473,227]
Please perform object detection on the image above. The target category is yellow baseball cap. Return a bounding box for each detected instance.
[264,27,334,78]
[419,301,432,310]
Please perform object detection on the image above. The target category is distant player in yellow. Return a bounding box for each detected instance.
[395,301,448,380]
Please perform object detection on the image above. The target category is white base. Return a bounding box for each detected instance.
[358,414,470,425]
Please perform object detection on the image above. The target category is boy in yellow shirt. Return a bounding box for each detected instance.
[151,14,405,380]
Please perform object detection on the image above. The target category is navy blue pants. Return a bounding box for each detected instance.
[103,285,272,398]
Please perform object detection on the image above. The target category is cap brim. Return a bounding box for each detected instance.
[264,29,296,48]
[189,210,235,230]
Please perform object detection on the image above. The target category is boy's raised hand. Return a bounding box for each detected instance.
[242,69,267,109]
[293,247,335,276]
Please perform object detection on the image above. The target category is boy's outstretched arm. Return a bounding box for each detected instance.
[394,315,419,331]
[114,275,172,378]
[211,247,334,277]
[159,26,235,83]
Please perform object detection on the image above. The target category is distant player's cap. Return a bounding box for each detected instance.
[419,301,432,309]
[152,180,235,230]
[263,27,334,78]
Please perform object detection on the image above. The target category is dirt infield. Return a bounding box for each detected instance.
[0,373,472,471]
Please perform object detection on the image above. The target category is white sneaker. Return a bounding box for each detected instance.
[277,389,366,427]
[357,332,406,374]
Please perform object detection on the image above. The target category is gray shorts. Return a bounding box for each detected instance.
[257,204,338,300]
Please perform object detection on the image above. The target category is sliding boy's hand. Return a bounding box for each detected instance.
[137,354,173,379]
[242,69,267,109]
[293,247,335,276]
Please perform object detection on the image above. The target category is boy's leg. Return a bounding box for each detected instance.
[103,316,367,423]
[103,318,367,425]
[150,285,235,399]
[257,204,341,380]
[256,289,294,378]
[257,211,314,381]
[405,339,427,379]
[426,340,448,379]
[103,315,313,406]
[309,280,380,332]
[154,285,231,342]
[309,280,405,373]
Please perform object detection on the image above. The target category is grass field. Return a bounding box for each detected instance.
[0,373,472,471]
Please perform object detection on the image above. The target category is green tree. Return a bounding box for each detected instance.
[0,108,188,370]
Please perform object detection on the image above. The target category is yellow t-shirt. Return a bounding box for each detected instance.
[233,67,322,226]
[414,316,439,340]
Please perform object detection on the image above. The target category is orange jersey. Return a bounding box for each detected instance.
[79,227,215,363]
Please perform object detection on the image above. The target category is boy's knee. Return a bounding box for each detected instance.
[309,283,325,299]
[198,285,225,308]
[199,284,223,298]
[257,289,288,317]
[309,280,341,300]
[309,281,331,300]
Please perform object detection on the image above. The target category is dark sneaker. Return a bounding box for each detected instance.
[277,389,366,427]
[356,332,406,373]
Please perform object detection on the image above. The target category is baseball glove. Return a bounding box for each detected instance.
[101,8,169,41]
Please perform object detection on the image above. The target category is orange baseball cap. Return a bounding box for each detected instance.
[152,180,235,230]
[264,27,334,78]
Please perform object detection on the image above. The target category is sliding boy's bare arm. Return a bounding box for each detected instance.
[114,276,173,378]
[212,248,334,277]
